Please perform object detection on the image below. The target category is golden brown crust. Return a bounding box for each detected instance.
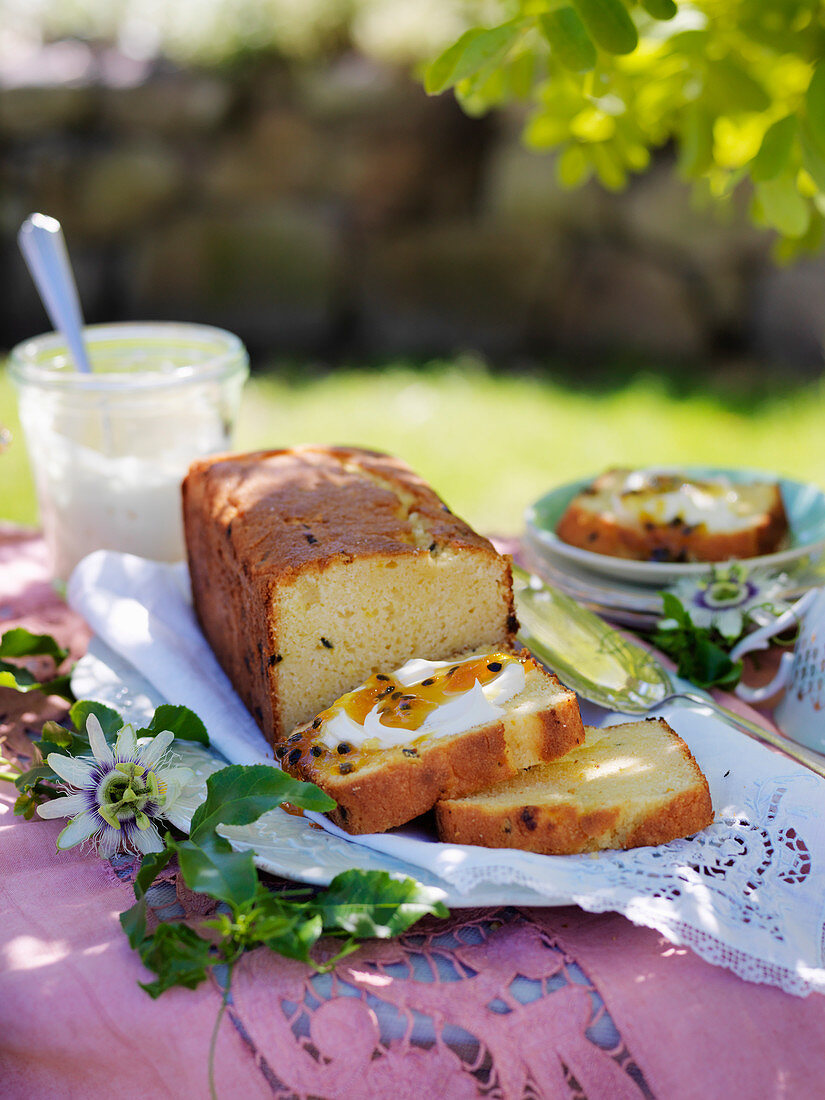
[435,719,713,854]
[183,446,517,743]
[278,666,584,835]
[556,471,788,563]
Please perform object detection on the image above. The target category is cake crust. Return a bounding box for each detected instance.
[556,468,788,563]
[435,718,713,854]
[183,446,517,743]
[277,657,584,835]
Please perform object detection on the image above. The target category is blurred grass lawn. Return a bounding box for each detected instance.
[3,356,825,536]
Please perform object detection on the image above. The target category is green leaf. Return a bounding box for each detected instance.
[0,627,73,699]
[539,8,597,73]
[0,663,38,690]
[557,144,592,187]
[705,57,771,114]
[800,121,825,192]
[189,764,335,844]
[755,175,811,238]
[174,835,260,909]
[68,700,124,745]
[639,0,677,19]
[136,704,209,746]
[13,790,40,819]
[678,102,714,178]
[0,627,68,664]
[805,59,825,157]
[176,765,336,909]
[751,116,797,183]
[14,763,58,793]
[570,0,638,56]
[120,847,177,949]
[317,871,449,938]
[424,23,523,95]
[137,922,214,999]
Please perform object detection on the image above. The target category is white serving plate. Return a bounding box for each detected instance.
[525,467,825,587]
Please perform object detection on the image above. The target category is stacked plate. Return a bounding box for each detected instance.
[523,466,825,629]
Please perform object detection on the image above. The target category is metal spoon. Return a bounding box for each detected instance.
[18,213,93,374]
[512,565,825,780]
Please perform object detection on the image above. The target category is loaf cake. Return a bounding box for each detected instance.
[277,650,585,834]
[556,468,788,563]
[435,718,713,854]
[183,446,517,744]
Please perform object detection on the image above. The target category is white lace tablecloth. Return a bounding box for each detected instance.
[67,550,825,997]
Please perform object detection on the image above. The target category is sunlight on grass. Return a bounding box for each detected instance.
[3,357,825,535]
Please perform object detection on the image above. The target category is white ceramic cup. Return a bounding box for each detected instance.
[731,587,825,755]
[9,322,249,582]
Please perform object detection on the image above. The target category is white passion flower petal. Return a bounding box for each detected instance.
[156,765,195,811]
[56,811,100,850]
[114,722,137,759]
[47,752,95,787]
[36,793,88,820]
[138,730,174,770]
[86,713,115,765]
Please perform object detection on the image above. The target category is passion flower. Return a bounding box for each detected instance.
[36,713,194,858]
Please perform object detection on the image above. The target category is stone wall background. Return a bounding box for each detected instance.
[2,44,825,370]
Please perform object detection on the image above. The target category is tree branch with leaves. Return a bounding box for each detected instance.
[423,0,825,255]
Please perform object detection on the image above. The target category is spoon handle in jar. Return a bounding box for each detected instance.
[18,213,93,374]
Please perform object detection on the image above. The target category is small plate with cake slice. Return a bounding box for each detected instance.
[525,466,825,588]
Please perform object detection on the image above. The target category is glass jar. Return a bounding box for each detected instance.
[9,321,249,581]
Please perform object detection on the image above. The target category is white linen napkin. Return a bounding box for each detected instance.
[67,550,272,764]
[67,550,825,997]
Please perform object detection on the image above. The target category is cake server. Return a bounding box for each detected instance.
[512,564,825,780]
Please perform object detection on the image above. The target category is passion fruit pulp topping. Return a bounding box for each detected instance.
[318,652,520,733]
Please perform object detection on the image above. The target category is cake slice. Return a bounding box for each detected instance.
[183,445,517,745]
[556,468,788,563]
[276,650,584,835]
[435,718,713,854]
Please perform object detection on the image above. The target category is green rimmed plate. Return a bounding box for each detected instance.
[525,467,825,587]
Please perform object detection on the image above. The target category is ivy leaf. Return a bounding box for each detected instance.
[136,704,209,746]
[539,8,597,74]
[68,700,124,746]
[137,923,214,999]
[317,871,449,939]
[424,23,523,95]
[570,0,638,56]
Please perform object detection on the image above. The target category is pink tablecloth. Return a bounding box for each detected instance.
[2,530,824,1099]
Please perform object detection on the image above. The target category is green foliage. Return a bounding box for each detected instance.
[136,704,209,746]
[122,764,448,998]
[422,0,825,251]
[0,627,72,699]
[651,591,743,690]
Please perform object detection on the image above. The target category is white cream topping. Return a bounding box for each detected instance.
[612,473,756,533]
[318,656,526,751]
